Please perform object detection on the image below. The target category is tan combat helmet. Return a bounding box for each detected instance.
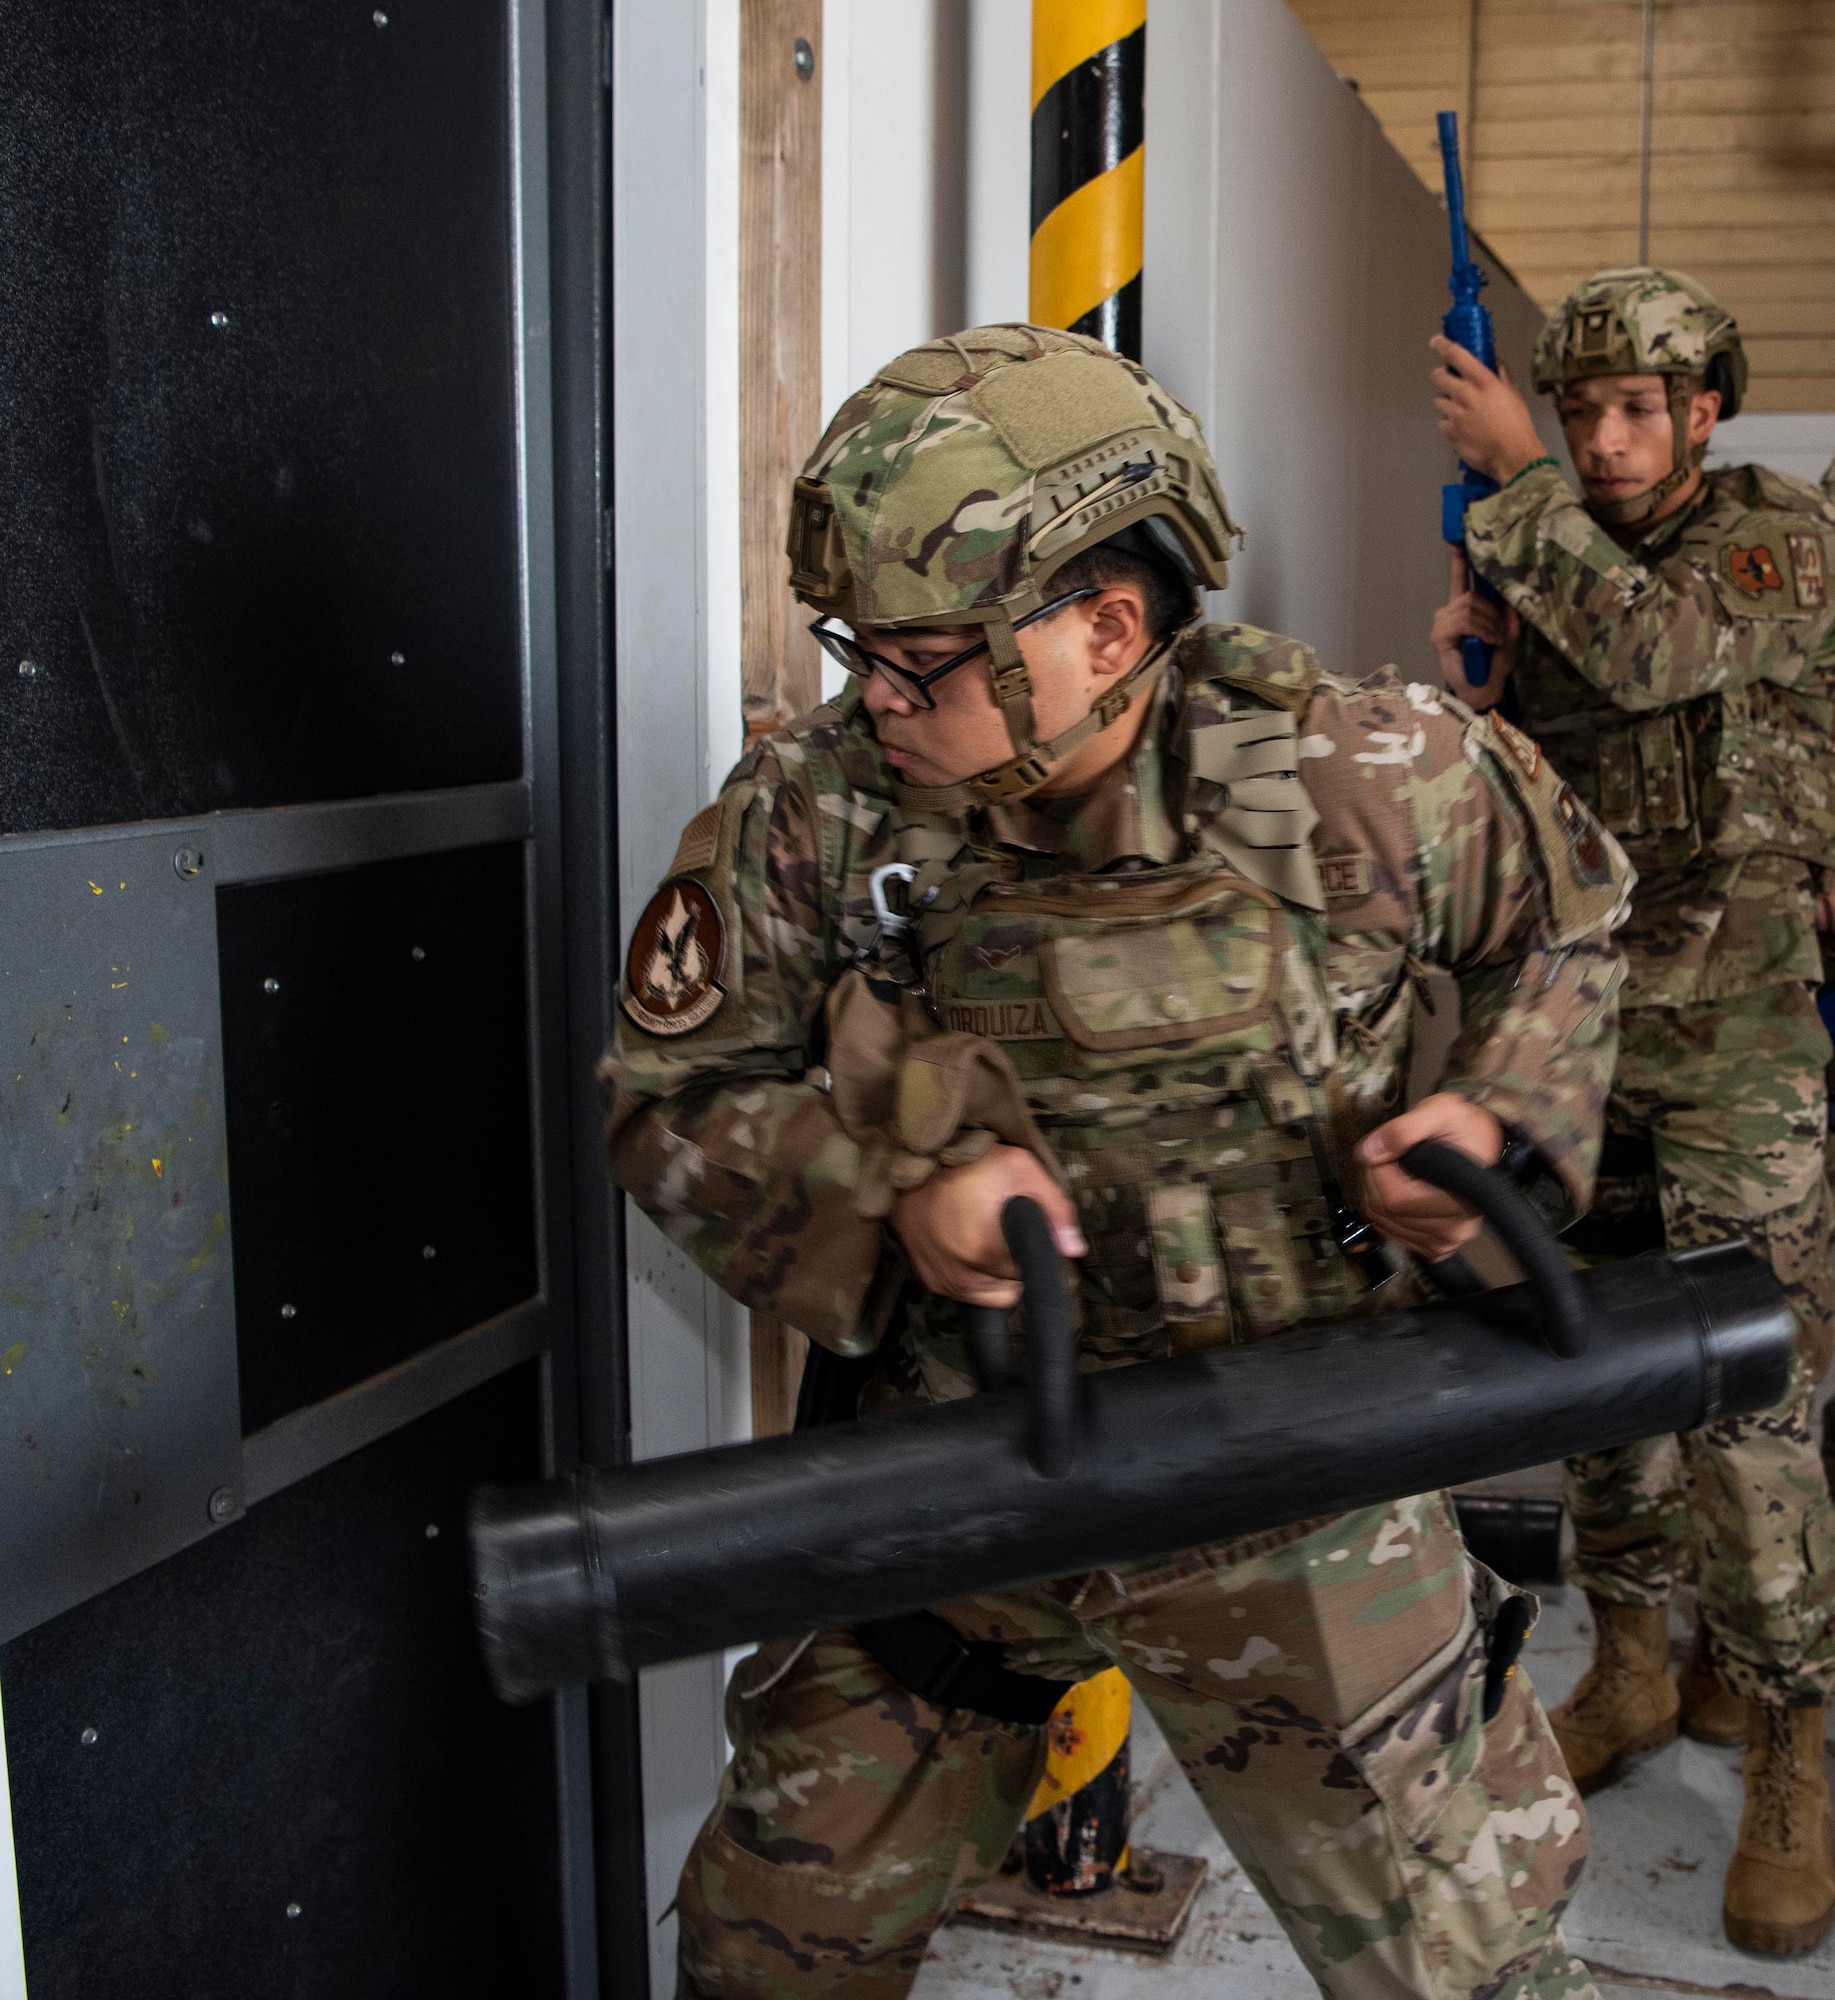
[786,324,1241,810]
[1531,267,1747,526]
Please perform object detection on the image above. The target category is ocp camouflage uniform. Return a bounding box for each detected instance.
[606,325,1628,2000]
[609,668,1623,2000]
[1466,452,1835,1708]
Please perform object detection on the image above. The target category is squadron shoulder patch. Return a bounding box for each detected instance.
[1787,532,1829,610]
[1555,782,1612,888]
[622,879,727,1036]
[1726,543,1785,597]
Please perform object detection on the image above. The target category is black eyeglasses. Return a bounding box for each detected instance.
[809,589,1102,710]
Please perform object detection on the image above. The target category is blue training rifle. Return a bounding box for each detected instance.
[1437,109,1502,689]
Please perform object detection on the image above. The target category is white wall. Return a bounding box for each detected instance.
[820,0,969,420]
[1144,0,1565,684]
[820,0,975,705]
[1708,411,1835,489]
[609,1,750,1989]
[0,1686,22,2000]
[965,0,1030,328]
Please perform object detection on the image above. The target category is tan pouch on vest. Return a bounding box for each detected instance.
[825,969,1065,1219]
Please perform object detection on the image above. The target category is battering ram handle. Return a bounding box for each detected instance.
[962,1197,1078,1475]
[1400,1141,1590,1359]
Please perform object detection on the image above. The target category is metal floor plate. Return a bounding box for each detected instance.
[952,1852,1208,1956]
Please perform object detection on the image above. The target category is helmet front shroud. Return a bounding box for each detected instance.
[787,325,1243,812]
[1531,267,1747,528]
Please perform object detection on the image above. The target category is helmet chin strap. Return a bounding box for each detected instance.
[1586,375,1705,528]
[890,621,1185,816]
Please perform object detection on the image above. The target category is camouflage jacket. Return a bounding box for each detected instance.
[603,623,1627,1363]
[1465,459,1835,1008]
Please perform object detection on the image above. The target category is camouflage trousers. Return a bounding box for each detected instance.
[1563,983,1835,1706]
[676,1493,1597,2000]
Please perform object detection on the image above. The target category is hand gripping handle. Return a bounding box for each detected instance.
[1399,1141,1591,1359]
[961,1196,1079,1478]
[966,1154,1589,1486]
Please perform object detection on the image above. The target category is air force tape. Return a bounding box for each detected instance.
[622,879,727,1036]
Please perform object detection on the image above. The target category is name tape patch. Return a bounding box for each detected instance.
[941,1000,1058,1041]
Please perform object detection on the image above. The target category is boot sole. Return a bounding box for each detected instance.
[1568,1712,1680,1798]
[1723,1904,1835,1958]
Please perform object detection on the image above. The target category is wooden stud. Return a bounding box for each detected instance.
[739,0,825,742]
[739,0,824,1435]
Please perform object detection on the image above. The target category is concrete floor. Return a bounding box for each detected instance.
[916,1584,1835,2000]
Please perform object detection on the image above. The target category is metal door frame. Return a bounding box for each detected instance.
[0,1,642,1991]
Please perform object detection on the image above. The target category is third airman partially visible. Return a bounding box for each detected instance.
[1432,266,1835,1958]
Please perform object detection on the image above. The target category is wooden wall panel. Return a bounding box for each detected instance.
[1288,0,1835,411]
[740,0,825,737]
[1286,0,1472,191]
[739,0,822,1435]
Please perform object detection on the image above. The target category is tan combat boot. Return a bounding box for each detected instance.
[1723,1702,1835,1956]
[1547,1595,1679,1795]
[1678,1616,1749,1748]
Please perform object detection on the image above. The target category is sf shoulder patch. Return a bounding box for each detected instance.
[622,879,727,1036]
[1787,532,1829,610]
[1726,543,1786,597]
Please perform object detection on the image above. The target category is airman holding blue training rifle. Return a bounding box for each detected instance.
[1432,268,1835,1958]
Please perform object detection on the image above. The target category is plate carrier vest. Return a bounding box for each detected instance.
[1514,466,1835,876]
[836,634,1364,1372]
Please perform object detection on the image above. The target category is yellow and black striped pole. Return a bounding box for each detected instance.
[1029,0,1146,357]
[1022,0,1148,1917]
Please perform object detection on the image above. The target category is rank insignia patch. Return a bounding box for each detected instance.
[623,880,726,1036]
[1727,543,1785,596]
[1787,533,1828,610]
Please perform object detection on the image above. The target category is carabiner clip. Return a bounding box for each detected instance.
[870,862,917,941]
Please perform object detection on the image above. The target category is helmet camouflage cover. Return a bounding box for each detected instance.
[787,324,1242,807]
[1531,267,1747,525]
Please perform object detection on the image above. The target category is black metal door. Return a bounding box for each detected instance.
[0,2,639,1992]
